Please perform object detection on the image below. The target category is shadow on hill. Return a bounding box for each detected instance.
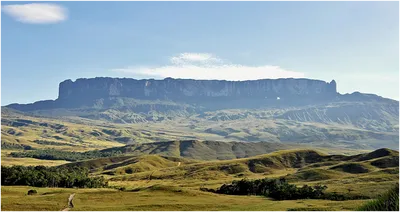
[330,163,372,174]
[60,147,399,182]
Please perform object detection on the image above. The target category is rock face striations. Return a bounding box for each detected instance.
[58,77,338,101]
[8,77,340,111]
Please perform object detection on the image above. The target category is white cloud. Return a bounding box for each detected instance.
[172,53,213,63]
[170,53,223,66]
[112,53,305,80]
[2,3,67,24]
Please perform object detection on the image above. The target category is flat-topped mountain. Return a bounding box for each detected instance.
[57,77,337,100]
[6,77,394,112]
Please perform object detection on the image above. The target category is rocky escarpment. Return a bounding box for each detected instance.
[8,77,339,111]
[57,77,337,101]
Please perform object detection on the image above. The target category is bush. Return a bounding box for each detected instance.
[27,189,37,195]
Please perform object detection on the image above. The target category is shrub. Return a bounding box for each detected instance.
[27,189,37,195]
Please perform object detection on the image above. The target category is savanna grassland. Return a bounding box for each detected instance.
[1,108,399,211]
[1,186,369,211]
[1,147,398,211]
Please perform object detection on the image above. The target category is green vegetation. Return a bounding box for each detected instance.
[286,168,343,181]
[10,149,123,162]
[1,165,107,188]
[93,140,292,160]
[1,108,398,211]
[358,183,399,211]
[27,190,37,195]
[1,82,399,211]
[1,142,33,150]
[32,139,76,146]
[2,103,398,153]
[1,186,369,211]
[7,140,307,162]
[215,177,369,201]
[61,154,195,175]
[1,148,398,211]
[330,163,373,174]
[216,178,328,200]
[51,148,398,193]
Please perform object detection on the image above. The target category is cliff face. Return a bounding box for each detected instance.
[9,77,397,113]
[58,77,338,102]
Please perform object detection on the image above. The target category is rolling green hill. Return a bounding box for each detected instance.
[97,140,294,160]
[61,148,398,184]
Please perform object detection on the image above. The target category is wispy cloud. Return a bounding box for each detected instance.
[2,3,67,24]
[172,53,213,63]
[112,53,305,80]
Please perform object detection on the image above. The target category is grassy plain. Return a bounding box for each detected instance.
[2,148,398,211]
[1,186,369,211]
[1,150,70,166]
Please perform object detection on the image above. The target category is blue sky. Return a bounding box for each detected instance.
[1,1,399,105]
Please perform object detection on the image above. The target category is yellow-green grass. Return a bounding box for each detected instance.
[2,149,398,211]
[1,156,69,167]
[3,110,394,155]
[63,148,398,184]
[1,116,126,152]
[99,149,398,198]
[1,150,70,166]
[87,149,322,181]
[1,186,369,211]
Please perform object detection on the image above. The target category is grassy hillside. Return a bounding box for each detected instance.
[2,148,398,211]
[88,149,329,179]
[1,112,124,152]
[110,148,397,199]
[98,140,294,160]
[62,154,198,174]
[60,149,398,192]
[1,186,369,211]
[1,149,69,167]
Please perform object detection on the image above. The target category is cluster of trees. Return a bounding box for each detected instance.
[33,139,76,147]
[1,165,108,188]
[216,178,327,200]
[10,149,123,162]
[1,142,33,150]
[215,178,369,201]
